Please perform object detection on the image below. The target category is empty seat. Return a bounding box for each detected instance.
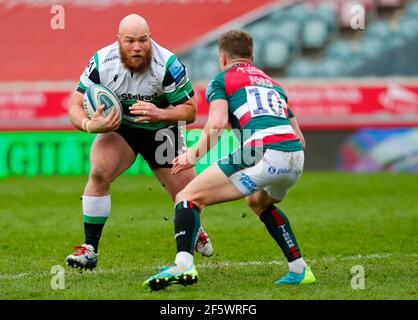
[262,39,291,69]
[317,58,346,77]
[397,18,418,40]
[268,9,285,23]
[286,4,309,22]
[315,3,338,32]
[286,59,316,78]
[186,44,220,81]
[388,33,407,48]
[271,20,301,52]
[405,2,418,19]
[246,19,272,43]
[197,60,219,81]
[356,38,385,60]
[326,40,355,60]
[364,21,392,40]
[302,18,329,49]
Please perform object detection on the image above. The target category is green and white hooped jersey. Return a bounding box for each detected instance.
[77,40,194,130]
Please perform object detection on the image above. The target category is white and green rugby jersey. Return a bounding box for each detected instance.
[77,40,194,130]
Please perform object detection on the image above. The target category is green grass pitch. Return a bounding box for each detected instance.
[0,172,417,299]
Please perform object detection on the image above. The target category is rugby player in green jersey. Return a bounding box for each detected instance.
[144,30,316,290]
[66,14,213,270]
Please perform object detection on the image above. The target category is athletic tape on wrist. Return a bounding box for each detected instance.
[82,118,89,131]
[86,120,92,133]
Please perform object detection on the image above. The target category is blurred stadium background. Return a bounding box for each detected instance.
[1,0,418,176]
[1,0,418,300]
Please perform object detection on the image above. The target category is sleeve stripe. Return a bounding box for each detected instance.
[170,90,195,106]
[93,52,99,73]
[78,81,88,90]
[76,87,86,94]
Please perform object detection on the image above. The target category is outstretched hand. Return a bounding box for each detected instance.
[171,148,199,174]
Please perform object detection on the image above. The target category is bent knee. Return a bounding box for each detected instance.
[246,202,266,216]
[89,164,116,186]
[245,195,277,217]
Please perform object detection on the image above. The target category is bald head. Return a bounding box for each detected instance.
[118,14,150,37]
[118,14,152,73]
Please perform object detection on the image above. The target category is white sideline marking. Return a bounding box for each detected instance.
[0,273,30,280]
[0,253,416,280]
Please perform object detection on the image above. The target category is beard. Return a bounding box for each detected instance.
[119,43,152,74]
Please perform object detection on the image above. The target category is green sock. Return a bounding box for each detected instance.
[260,205,302,262]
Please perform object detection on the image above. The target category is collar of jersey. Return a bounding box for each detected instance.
[231,62,252,69]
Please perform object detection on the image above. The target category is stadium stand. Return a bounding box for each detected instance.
[3,0,416,82]
[178,0,418,80]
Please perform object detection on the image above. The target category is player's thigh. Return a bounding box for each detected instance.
[90,132,136,180]
[262,150,304,201]
[230,149,304,201]
[153,167,196,200]
[176,164,244,208]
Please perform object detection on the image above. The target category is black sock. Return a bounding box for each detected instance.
[84,222,105,253]
[174,201,201,254]
[260,205,302,262]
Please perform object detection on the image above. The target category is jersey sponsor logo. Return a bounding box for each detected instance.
[238,173,257,193]
[168,59,186,84]
[379,83,418,112]
[174,231,186,239]
[153,57,164,68]
[268,167,302,175]
[236,65,265,76]
[103,55,118,64]
[119,92,158,102]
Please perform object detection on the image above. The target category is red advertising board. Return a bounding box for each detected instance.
[1,80,418,131]
[284,82,418,130]
[0,91,72,131]
[194,81,418,130]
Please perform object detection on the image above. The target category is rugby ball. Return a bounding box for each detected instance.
[83,84,123,121]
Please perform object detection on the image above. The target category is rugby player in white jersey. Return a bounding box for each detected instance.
[66,14,212,270]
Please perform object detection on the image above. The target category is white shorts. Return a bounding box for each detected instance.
[221,149,304,201]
